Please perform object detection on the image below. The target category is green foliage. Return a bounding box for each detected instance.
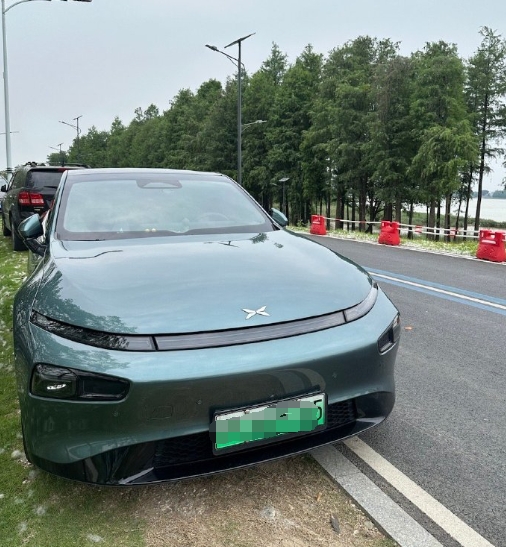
[68,125,109,166]
[62,30,506,227]
[265,45,323,219]
[242,44,289,206]
[410,42,476,193]
[46,151,69,165]
[465,27,506,228]
[369,54,417,211]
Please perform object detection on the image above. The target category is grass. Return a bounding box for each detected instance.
[0,238,146,547]
[292,224,482,257]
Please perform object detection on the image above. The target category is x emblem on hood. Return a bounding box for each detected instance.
[242,306,270,320]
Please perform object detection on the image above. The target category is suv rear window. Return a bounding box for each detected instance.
[26,170,64,189]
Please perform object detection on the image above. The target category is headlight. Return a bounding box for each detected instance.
[31,364,130,401]
[343,282,378,323]
[377,313,401,354]
[31,311,155,351]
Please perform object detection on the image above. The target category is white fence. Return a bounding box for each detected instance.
[315,217,487,240]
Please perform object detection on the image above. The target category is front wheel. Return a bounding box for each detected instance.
[2,212,11,236]
[21,424,33,464]
[11,222,27,251]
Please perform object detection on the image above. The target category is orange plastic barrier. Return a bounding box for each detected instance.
[378,221,400,246]
[310,215,327,236]
[476,230,506,263]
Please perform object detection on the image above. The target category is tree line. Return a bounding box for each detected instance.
[48,27,506,232]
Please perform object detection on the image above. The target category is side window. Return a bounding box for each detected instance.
[11,170,25,190]
[15,170,27,189]
[43,201,57,240]
[5,174,15,191]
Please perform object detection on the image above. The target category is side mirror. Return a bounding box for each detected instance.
[270,208,288,227]
[1,184,6,192]
[18,214,46,256]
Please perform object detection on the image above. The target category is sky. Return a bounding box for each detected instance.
[2,0,506,190]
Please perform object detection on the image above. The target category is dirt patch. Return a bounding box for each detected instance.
[127,454,396,547]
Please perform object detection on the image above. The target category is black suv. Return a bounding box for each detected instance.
[1,163,88,251]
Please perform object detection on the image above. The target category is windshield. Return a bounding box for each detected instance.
[55,172,274,240]
[27,170,65,189]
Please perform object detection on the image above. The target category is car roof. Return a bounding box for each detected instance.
[65,168,224,178]
[16,163,88,172]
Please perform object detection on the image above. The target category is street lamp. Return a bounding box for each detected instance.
[279,177,290,216]
[241,119,266,133]
[1,0,92,181]
[59,115,82,160]
[205,44,240,69]
[49,142,64,165]
[206,32,255,186]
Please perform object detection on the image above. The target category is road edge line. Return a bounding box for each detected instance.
[344,438,495,547]
[312,445,444,547]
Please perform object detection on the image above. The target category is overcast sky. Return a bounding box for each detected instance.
[2,0,506,189]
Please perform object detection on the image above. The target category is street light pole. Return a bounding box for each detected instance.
[279,177,289,216]
[49,142,64,165]
[224,33,254,186]
[59,115,82,161]
[1,0,13,180]
[0,0,38,180]
[74,114,82,160]
[1,0,91,180]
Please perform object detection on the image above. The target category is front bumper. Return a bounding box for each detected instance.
[29,392,394,485]
[15,291,399,484]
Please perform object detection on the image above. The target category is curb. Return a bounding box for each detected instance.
[312,445,444,547]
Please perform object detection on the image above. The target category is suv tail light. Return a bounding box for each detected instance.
[18,191,45,207]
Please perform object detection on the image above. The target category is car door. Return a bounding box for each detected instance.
[2,172,20,231]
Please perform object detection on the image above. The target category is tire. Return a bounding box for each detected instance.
[2,211,11,236]
[21,424,33,464]
[11,221,27,251]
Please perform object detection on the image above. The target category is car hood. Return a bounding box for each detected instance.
[33,231,373,334]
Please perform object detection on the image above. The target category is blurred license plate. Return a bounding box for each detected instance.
[212,393,326,454]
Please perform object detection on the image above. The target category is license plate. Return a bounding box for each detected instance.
[211,393,326,454]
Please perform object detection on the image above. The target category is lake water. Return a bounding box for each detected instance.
[415,199,506,223]
[470,199,506,223]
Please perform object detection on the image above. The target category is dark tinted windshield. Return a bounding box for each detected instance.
[27,170,65,189]
[56,172,274,241]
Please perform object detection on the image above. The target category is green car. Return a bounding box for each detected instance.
[14,168,400,485]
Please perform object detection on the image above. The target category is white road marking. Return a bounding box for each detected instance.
[372,272,506,311]
[312,445,444,547]
[344,437,495,547]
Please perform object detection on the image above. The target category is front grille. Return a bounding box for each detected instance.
[327,399,356,427]
[153,432,213,466]
[152,399,357,469]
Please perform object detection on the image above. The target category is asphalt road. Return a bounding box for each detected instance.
[306,235,506,547]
